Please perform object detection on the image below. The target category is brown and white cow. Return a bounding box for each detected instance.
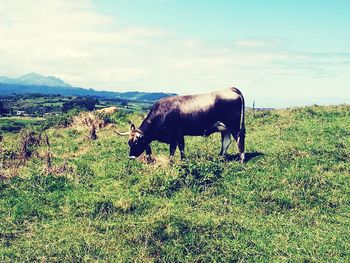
[117,87,246,163]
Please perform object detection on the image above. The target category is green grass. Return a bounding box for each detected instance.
[0,105,350,262]
[0,117,45,133]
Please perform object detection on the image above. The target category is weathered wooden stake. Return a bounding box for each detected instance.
[89,124,97,140]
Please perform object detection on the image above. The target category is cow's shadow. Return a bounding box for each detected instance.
[225,151,264,163]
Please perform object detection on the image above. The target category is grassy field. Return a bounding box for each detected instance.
[0,105,349,262]
[0,117,45,133]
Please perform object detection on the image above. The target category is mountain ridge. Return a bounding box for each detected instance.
[0,83,176,102]
[0,73,71,87]
[0,73,176,102]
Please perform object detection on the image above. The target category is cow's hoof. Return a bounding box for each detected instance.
[240,153,246,163]
[218,154,226,159]
[180,155,187,161]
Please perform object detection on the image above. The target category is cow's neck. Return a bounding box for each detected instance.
[138,117,155,141]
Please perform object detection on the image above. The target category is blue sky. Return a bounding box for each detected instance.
[97,0,350,52]
[0,0,349,107]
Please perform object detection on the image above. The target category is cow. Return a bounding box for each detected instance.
[116,87,246,163]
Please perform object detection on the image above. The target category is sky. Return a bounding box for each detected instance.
[0,0,349,107]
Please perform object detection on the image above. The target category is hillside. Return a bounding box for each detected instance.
[0,105,349,261]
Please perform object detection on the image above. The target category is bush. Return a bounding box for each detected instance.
[62,97,98,113]
[110,110,130,125]
[0,121,25,133]
[41,109,80,130]
[95,111,112,124]
[0,100,9,114]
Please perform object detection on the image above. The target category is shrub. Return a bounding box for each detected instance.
[95,111,112,124]
[0,121,25,133]
[62,97,98,113]
[41,109,80,130]
[110,110,130,125]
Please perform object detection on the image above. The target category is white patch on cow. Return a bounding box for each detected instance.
[180,88,240,114]
[216,88,240,100]
[180,93,216,114]
[130,130,143,141]
[212,121,228,132]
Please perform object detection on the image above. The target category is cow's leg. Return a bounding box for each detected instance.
[146,145,152,163]
[237,129,245,163]
[231,129,245,163]
[178,136,186,160]
[169,140,178,163]
[220,130,232,157]
[207,122,231,156]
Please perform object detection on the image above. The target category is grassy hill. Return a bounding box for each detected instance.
[0,105,349,261]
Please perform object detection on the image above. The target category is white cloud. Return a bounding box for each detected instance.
[0,0,349,104]
[0,0,164,87]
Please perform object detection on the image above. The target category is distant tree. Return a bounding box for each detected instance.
[0,101,8,114]
[62,97,98,113]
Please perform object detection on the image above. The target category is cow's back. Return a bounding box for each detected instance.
[155,88,240,114]
[151,88,242,136]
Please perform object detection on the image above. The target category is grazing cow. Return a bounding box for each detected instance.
[117,87,246,163]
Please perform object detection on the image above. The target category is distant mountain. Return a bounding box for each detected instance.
[0,73,71,87]
[0,74,176,102]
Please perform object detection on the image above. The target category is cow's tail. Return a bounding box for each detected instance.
[232,87,246,162]
[232,87,245,135]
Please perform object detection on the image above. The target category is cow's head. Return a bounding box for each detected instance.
[116,124,147,159]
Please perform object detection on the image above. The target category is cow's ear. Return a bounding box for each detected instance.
[131,124,136,131]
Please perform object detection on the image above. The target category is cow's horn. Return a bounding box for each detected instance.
[113,130,130,136]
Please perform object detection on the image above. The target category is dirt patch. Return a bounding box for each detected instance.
[72,112,107,130]
[96,106,118,114]
[138,154,170,168]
